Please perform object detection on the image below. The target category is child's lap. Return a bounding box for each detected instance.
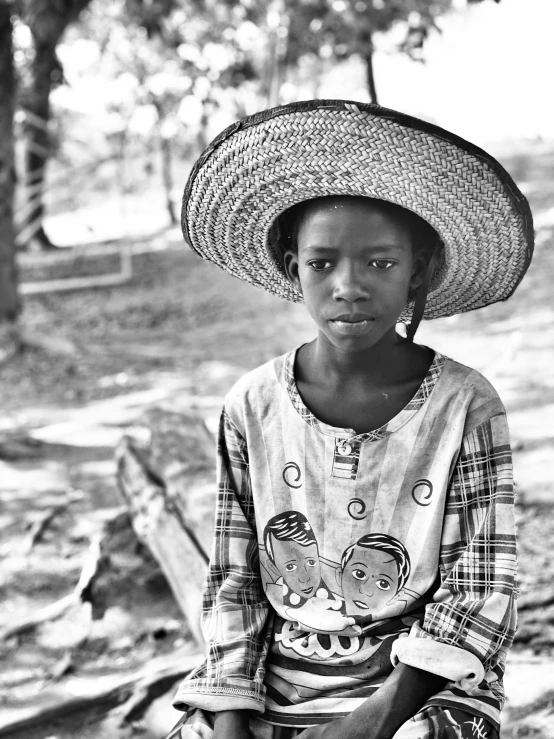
[394,707,498,738]
[167,706,499,739]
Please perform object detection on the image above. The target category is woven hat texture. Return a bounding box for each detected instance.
[182,100,534,319]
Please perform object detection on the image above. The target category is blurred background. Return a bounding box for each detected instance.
[1,1,553,737]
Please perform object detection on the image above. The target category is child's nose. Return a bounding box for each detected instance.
[332,262,370,302]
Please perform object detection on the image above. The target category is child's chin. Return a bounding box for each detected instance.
[319,326,391,352]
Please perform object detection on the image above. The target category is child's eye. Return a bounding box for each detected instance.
[369,260,395,270]
[307,260,333,271]
[306,559,317,567]
[376,579,391,591]
[351,569,367,581]
[285,563,297,572]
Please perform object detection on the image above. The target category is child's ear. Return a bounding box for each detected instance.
[409,251,428,294]
[335,568,343,588]
[284,250,302,293]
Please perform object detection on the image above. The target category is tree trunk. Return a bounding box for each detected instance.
[265,35,278,108]
[0,6,21,328]
[21,40,58,250]
[20,0,93,251]
[364,45,378,105]
[160,132,177,226]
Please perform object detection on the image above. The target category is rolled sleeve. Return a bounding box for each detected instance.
[392,412,517,689]
[173,408,271,713]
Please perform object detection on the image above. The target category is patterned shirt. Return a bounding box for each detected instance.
[174,349,517,732]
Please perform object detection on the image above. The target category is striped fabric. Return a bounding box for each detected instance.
[168,705,498,739]
[173,349,517,732]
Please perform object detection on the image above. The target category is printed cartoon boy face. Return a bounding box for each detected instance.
[264,511,322,598]
[339,533,410,618]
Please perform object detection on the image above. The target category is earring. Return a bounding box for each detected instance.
[396,322,408,339]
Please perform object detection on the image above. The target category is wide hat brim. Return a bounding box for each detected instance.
[182,100,534,320]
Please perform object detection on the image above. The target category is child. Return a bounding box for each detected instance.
[168,101,533,739]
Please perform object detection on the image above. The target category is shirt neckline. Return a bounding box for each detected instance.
[283,346,445,443]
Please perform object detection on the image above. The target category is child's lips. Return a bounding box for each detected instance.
[329,314,375,336]
[353,600,370,610]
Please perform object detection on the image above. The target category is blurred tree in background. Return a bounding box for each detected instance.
[16,0,262,235]
[0,3,20,350]
[104,0,259,224]
[0,0,93,355]
[18,0,93,252]
[280,0,453,105]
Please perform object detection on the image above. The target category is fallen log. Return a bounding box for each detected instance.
[1,408,215,735]
[0,432,45,461]
[0,533,102,641]
[24,489,85,553]
[48,650,74,682]
[110,663,188,726]
[116,407,217,649]
[18,327,78,357]
[0,646,201,737]
[14,406,218,731]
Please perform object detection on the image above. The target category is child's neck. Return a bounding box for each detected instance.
[295,330,434,434]
[309,329,412,383]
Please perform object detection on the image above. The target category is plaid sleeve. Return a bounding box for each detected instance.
[173,407,272,713]
[393,412,517,683]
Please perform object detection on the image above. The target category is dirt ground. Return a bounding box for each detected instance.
[1,144,554,738]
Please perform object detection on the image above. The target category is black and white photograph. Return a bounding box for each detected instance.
[0,1,553,737]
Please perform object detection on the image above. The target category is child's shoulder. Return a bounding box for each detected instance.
[223,350,290,420]
[438,353,507,435]
[440,353,501,398]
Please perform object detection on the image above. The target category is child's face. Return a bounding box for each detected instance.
[341,546,399,617]
[271,538,321,597]
[284,197,424,353]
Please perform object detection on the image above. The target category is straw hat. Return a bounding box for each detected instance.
[181,100,534,320]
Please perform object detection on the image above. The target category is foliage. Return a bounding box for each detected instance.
[51,0,267,161]
[284,0,452,66]
[13,0,506,212]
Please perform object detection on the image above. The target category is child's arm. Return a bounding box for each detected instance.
[390,410,517,687]
[213,710,252,739]
[299,409,517,739]
[297,663,446,739]
[172,408,271,730]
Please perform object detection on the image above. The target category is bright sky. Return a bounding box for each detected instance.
[320,0,554,148]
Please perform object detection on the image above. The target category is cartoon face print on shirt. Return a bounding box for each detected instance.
[338,533,411,619]
[263,511,357,634]
[264,511,322,599]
